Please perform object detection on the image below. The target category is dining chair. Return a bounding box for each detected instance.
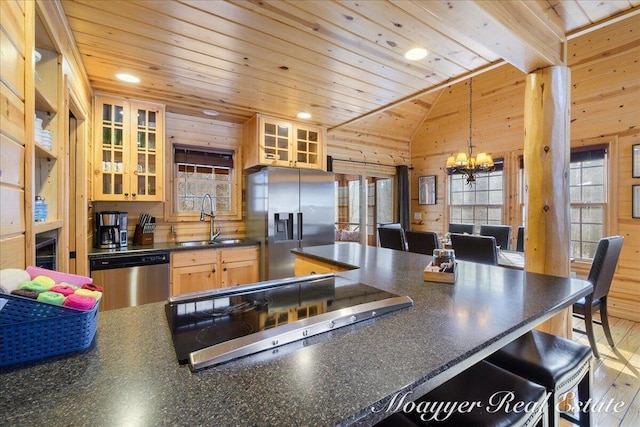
[450,233,498,265]
[479,224,512,250]
[516,225,525,252]
[374,360,548,427]
[487,329,592,427]
[573,235,624,358]
[448,222,474,234]
[404,230,439,255]
[378,227,407,251]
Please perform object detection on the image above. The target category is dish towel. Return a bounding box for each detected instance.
[63,294,96,311]
[32,275,56,289]
[10,289,39,299]
[75,288,102,301]
[50,285,76,297]
[82,283,104,293]
[37,291,65,306]
[19,281,50,294]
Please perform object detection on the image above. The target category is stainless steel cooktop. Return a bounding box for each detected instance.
[165,274,413,371]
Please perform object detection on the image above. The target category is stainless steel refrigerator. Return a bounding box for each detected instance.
[246,167,335,280]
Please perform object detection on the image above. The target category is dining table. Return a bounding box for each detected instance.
[497,249,525,269]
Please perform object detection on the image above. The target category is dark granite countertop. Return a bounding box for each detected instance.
[1,243,592,426]
[88,238,259,257]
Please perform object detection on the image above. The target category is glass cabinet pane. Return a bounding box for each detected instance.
[114,106,123,124]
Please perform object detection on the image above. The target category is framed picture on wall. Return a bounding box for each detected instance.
[418,175,437,205]
[633,144,640,178]
[634,185,640,219]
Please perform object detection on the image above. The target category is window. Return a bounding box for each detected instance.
[173,146,236,215]
[570,148,607,259]
[333,160,396,246]
[367,177,394,240]
[335,175,361,239]
[449,161,504,227]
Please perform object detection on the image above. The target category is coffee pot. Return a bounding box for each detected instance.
[95,211,121,249]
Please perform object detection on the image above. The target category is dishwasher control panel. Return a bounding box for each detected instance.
[89,251,170,271]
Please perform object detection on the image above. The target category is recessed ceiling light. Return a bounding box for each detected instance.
[296,112,312,119]
[116,73,140,83]
[404,48,428,61]
[203,110,219,116]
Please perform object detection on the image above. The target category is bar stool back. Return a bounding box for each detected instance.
[375,360,548,426]
[573,235,624,358]
[487,330,592,427]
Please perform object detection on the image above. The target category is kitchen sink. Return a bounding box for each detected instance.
[175,240,218,247]
[175,239,244,247]
[215,239,244,245]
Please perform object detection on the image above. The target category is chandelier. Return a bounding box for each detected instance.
[445,77,494,184]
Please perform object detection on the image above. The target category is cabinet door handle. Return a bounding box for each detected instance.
[132,193,136,197]
[124,193,129,197]
[212,268,216,273]
[223,267,227,272]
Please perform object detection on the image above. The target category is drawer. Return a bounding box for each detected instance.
[220,246,258,264]
[171,249,218,268]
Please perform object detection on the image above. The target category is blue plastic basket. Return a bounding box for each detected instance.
[0,293,99,366]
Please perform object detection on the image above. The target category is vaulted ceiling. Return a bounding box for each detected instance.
[60,0,639,139]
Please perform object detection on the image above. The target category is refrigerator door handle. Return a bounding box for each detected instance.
[297,212,303,241]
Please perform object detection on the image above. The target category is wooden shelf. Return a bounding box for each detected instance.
[34,143,57,160]
[35,85,57,114]
[34,219,63,234]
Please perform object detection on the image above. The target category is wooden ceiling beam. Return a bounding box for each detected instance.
[413,0,565,73]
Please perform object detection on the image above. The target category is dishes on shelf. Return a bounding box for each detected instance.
[34,115,52,150]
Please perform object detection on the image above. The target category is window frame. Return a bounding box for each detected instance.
[164,143,243,222]
[333,160,396,246]
[569,146,608,261]
[447,160,505,228]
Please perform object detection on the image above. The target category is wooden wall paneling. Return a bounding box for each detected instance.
[1,27,25,99]
[568,13,640,63]
[0,134,25,188]
[0,185,25,238]
[0,0,29,269]
[0,235,25,269]
[0,82,26,143]
[327,127,410,166]
[1,0,26,56]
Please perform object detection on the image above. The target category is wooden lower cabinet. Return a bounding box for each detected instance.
[294,254,350,276]
[220,246,259,287]
[171,246,258,296]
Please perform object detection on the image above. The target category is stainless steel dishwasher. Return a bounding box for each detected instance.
[89,251,170,311]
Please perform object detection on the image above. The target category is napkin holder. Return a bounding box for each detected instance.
[423,262,457,284]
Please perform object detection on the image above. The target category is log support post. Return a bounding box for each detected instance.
[524,66,572,338]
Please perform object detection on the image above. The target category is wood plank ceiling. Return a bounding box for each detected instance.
[60,0,639,140]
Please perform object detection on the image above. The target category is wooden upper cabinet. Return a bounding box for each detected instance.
[93,95,165,201]
[243,114,325,170]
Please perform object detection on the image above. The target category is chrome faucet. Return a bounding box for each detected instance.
[200,194,220,241]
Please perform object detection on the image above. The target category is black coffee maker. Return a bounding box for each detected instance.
[95,211,121,249]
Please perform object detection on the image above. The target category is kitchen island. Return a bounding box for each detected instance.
[1,243,591,426]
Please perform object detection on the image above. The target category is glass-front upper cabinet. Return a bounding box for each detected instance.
[94,95,164,201]
[243,114,326,170]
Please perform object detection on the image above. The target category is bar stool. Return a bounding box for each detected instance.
[374,360,548,426]
[487,330,592,427]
